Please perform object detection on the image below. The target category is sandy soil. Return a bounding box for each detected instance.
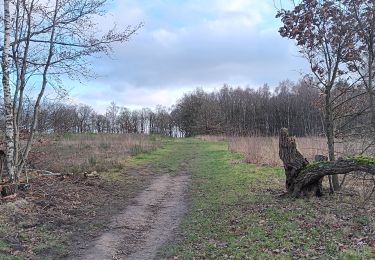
[76,169,190,260]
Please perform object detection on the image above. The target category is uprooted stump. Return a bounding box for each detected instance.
[279,128,375,197]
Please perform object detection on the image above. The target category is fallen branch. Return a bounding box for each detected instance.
[26,168,63,177]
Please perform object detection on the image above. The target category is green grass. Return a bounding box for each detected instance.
[0,233,22,260]
[128,138,197,173]
[160,139,374,259]
[32,228,67,258]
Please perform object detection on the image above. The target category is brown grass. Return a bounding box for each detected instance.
[226,136,375,167]
[228,136,332,166]
[28,133,161,174]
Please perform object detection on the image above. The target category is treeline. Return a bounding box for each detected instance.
[0,101,176,136]
[173,80,324,137]
[2,76,371,138]
[0,78,331,137]
[172,79,371,138]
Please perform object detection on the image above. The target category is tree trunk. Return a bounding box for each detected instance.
[279,128,375,197]
[367,50,375,129]
[2,0,16,182]
[324,88,340,191]
[17,0,58,175]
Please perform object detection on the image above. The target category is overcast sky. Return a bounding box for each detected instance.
[69,0,308,112]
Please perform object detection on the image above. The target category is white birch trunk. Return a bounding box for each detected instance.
[2,0,16,182]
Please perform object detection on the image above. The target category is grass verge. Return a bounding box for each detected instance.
[161,139,375,259]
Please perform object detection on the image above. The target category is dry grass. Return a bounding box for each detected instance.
[227,136,375,167]
[228,136,333,166]
[28,133,161,174]
[206,135,375,201]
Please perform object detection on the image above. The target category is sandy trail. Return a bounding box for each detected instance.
[77,169,190,260]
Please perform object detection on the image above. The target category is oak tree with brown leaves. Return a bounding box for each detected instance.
[277,0,356,191]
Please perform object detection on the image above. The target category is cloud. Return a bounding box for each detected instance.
[72,0,308,111]
[71,82,192,113]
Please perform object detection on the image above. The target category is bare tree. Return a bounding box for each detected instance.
[77,105,94,133]
[1,0,142,187]
[344,0,375,129]
[106,102,120,133]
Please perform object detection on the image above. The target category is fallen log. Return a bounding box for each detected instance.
[279,128,375,197]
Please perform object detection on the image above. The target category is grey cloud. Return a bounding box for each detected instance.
[93,26,308,91]
[74,0,309,110]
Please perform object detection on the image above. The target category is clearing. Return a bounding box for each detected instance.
[1,137,375,259]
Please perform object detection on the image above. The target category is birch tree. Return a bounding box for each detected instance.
[1,0,142,186]
[2,0,15,181]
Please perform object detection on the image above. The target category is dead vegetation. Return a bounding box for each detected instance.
[0,133,162,258]
[228,136,334,166]
[0,166,155,259]
[198,135,333,166]
[27,133,160,175]
[198,135,372,167]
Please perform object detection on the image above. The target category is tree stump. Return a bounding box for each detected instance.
[279,128,322,197]
[278,128,375,197]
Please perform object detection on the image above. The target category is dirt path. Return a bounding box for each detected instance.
[76,166,190,260]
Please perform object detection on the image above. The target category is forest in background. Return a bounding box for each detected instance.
[0,77,325,137]
[0,74,368,141]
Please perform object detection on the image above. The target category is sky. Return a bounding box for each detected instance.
[69,0,308,113]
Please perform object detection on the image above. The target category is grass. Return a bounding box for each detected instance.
[161,139,375,259]
[227,136,332,166]
[128,137,196,172]
[32,228,67,258]
[0,134,170,259]
[28,133,162,174]
[1,135,375,259]
[0,240,17,260]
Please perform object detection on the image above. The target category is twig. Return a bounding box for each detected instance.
[26,168,62,176]
[25,168,29,183]
[366,186,375,201]
[339,173,347,188]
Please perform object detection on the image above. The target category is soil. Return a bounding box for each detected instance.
[76,172,190,260]
[0,158,191,260]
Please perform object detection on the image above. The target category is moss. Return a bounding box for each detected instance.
[303,161,331,171]
[303,155,375,172]
[348,155,375,165]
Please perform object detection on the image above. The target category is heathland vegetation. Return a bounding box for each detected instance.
[1,0,375,259]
